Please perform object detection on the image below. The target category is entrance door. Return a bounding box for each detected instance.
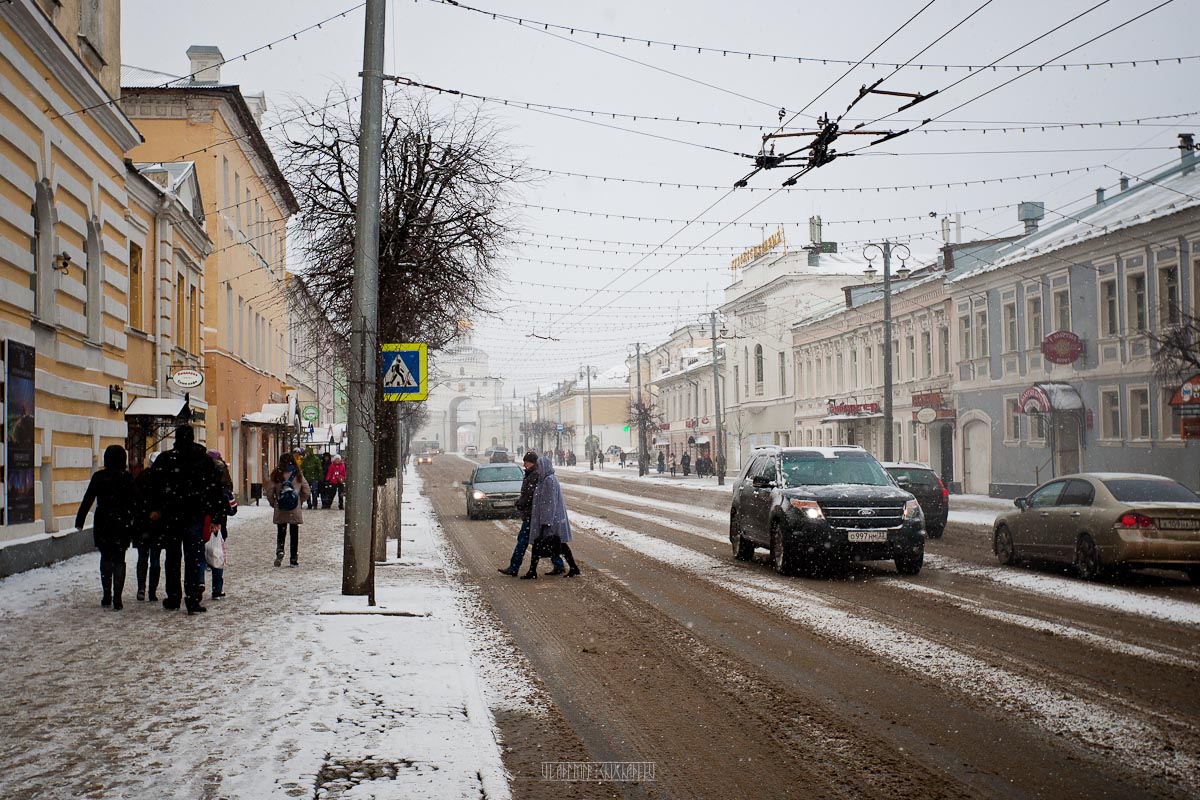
[938,424,954,486]
[962,420,992,495]
[1053,414,1081,475]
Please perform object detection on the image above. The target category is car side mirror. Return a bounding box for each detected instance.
[751,475,775,489]
[1014,497,1027,510]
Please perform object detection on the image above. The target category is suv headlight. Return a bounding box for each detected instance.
[903,499,923,520]
[472,490,486,500]
[789,499,824,519]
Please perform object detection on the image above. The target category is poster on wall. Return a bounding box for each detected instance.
[5,340,35,525]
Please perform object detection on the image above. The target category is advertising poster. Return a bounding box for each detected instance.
[5,340,35,524]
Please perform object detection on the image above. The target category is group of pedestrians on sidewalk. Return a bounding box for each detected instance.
[655,450,714,478]
[498,451,580,580]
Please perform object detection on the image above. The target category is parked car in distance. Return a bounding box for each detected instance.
[465,464,525,519]
[416,451,435,466]
[993,472,1200,581]
[464,445,478,456]
[485,447,510,463]
[729,445,925,576]
[882,462,949,538]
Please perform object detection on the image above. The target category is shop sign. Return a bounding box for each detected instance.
[1018,385,1051,414]
[170,367,204,389]
[1169,374,1200,406]
[827,402,879,416]
[659,423,671,431]
[1182,417,1200,440]
[301,404,320,422]
[1041,330,1084,365]
[915,407,938,425]
[911,391,943,408]
[731,228,785,270]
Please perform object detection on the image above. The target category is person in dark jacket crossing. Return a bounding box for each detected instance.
[146,425,226,615]
[133,455,163,602]
[75,445,137,610]
[498,451,564,577]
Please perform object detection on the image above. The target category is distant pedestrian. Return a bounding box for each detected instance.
[498,451,565,577]
[618,449,626,468]
[657,451,665,474]
[147,425,226,615]
[301,448,323,510]
[669,452,677,477]
[325,455,347,509]
[267,454,311,567]
[207,450,235,599]
[75,444,136,610]
[681,452,691,477]
[133,453,163,602]
[522,456,580,579]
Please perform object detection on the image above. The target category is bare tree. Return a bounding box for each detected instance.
[1147,311,1200,381]
[277,87,526,478]
[628,397,662,476]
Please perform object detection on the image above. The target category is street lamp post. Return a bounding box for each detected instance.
[862,241,911,462]
[703,311,730,486]
[580,365,597,470]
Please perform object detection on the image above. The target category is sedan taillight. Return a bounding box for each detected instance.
[937,476,949,501]
[1117,512,1155,529]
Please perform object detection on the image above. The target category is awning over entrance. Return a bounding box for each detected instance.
[1019,382,1083,414]
[242,401,295,427]
[692,436,710,445]
[652,437,670,447]
[125,397,189,419]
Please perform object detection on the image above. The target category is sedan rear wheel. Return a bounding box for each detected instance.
[994,525,1017,566]
[730,516,755,561]
[1074,534,1103,581]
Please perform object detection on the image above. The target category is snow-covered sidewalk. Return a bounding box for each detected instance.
[0,471,509,800]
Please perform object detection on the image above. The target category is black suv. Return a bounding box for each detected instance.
[729,446,926,575]
[881,462,949,539]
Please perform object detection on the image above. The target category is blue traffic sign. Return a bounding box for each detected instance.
[381,343,428,401]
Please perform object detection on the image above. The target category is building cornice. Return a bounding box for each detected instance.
[3,0,142,153]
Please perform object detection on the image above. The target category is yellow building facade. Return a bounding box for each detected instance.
[121,49,299,499]
[0,0,142,544]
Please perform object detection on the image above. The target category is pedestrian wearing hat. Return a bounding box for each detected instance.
[498,451,564,577]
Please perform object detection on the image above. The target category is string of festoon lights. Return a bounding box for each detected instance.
[425,0,1198,72]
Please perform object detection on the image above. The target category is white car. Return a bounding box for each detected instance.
[464,445,478,456]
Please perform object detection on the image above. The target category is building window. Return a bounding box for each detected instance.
[1005,397,1021,441]
[1158,264,1180,325]
[226,285,234,348]
[959,315,973,360]
[974,310,988,357]
[1100,389,1121,439]
[234,173,242,231]
[893,422,902,458]
[805,429,813,446]
[1053,288,1071,332]
[1100,279,1119,337]
[1129,387,1150,439]
[128,243,143,331]
[865,345,874,386]
[921,331,932,377]
[835,353,844,392]
[733,366,739,402]
[1127,273,1147,332]
[892,339,900,379]
[849,349,858,389]
[909,421,919,461]
[1162,387,1181,439]
[743,348,749,393]
[938,326,949,374]
[175,276,185,348]
[189,286,199,353]
[1030,412,1046,442]
[754,344,764,385]
[1002,303,1017,352]
[1026,294,1043,344]
[905,335,915,379]
[237,296,244,354]
[85,221,104,342]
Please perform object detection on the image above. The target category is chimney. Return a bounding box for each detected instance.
[244,92,268,127]
[1119,175,1130,191]
[1018,201,1044,235]
[1095,187,1106,206]
[1181,133,1196,175]
[186,45,224,84]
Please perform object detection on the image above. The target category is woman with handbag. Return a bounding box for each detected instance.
[522,456,580,579]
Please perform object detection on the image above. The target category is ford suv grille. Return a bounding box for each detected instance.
[819,503,905,530]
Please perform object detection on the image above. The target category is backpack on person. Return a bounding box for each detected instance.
[277,474,299,511]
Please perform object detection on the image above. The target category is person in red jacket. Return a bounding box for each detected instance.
[325,455,347,510]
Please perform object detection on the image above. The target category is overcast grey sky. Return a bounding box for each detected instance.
[123,0,1197,394]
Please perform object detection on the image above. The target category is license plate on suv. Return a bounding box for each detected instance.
[1157,518,1200,530]
[846,531,889,543]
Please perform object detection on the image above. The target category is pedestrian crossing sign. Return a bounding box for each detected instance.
[381,343,428,401]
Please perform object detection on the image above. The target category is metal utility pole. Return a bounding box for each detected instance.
[581,365,595,470]
[343,0,386,596]
[556,382,564,460]
[863,241,910,463]
[634,342,649,476]
[707,312,727,485]
[522,397,528,451]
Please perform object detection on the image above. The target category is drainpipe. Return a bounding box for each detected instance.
[154,194,173,401]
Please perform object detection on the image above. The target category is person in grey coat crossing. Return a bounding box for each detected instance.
[522,456,580,579]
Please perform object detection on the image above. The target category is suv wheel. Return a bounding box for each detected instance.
[730,515,754,561]
[894,543,924,576]
[770,523,795,575]
[926,524,944,540]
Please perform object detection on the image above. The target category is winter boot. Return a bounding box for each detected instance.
[520,570,537,580]
[274,553,283,567]
[566,567,581,577]
[112,562,126,610]
[101,572,112,607]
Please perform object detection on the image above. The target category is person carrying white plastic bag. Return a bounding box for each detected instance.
[205,518,227,599]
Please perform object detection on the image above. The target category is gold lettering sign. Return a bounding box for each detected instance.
[731,229,786,270]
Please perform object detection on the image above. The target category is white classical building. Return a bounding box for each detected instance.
[416,332,503,452]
